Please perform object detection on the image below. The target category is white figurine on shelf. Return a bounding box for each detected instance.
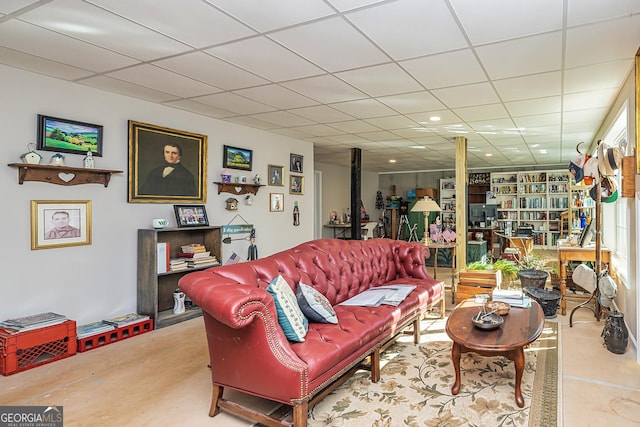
[83,150,95,169]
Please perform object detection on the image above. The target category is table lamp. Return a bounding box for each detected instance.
[410,196,442,244]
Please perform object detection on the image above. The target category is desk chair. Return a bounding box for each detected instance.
[361,222,378,240]
[495,233,534,258]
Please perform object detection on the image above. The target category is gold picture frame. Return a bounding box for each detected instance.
[289,174,304,195]
[270,193,284,212]
[31,200,91,250]
[128,120,207,203]
[268,164,284,186]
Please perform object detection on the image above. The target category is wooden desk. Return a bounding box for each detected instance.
[557,246,611,315]
[427,242,457,303]
[323,223,369,239]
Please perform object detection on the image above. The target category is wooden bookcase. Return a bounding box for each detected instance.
[137,226,221,329]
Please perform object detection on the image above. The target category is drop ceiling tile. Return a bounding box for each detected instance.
[493,72,561,102]
[79,76,177,103]
[212,0,335,32]
[401,49,487,89]
[88,0,256,47]
[513,113,561,128]
[407,110,464,126]
[467,118,521,134]
[281,75,367,104]
[335,63,423,97]
[0,47,93,80]
[476,32,563,80]
[567,0,640,26]
[378,91,446,114]
[290,124,345,137]
[431,82,500,108]
[19,1,191,60]
[449,0,563,44]
[0,20,138,72]
[564,60,633,94]
[107,64,221,98]
[233,85,319,109]
[505,96,561,117]
[563,108,608,124]
[163,99,235,119]
[364,115,417,130]
[328,120,380,133]
[269,17,388,72]
[224,116,280,130]
[565,15,640,68]
[330,99,397,118]
[206,37,324,82]
[0,1,40,14]
[345,0,468,60]
[192,92,276,115]
[453,103,509,122]
[355,130,403,142]
[153,52,267,90]
[563,88,617,111]
[248,111,316,127]
[288,105,354,123]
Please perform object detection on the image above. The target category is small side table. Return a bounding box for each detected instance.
[427,242,457,304]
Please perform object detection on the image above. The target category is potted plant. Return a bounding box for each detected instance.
[457,259,519,302]
[517,253,549,288]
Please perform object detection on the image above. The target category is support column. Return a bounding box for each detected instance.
[455,137,467,269]
[350,148,362,240]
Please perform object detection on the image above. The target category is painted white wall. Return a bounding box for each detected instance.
[0,65,313,325]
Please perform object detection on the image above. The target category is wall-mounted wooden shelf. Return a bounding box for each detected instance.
[8,163,123,187]
[214,181,264,196]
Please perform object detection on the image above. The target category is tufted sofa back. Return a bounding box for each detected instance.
[198,238,430,306]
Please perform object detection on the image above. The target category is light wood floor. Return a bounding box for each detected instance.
[2,283,639,426]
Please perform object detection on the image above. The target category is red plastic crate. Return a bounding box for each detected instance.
[0,320,76,376]
[77,319,153,352]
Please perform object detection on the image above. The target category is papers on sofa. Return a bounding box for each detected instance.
[339,285,416,307]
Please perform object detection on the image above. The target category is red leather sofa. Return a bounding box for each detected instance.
[179,238,445,427]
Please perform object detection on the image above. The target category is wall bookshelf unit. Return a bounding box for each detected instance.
[137,226,221,329]
[439,178,456,228]
[491,170,569,249]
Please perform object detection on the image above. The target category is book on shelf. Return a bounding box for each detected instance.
[157,242,170,273]
[180,243,207,253]
[170,258,189,271]
[103,313,150,327]
[0,312,67,333]
[76,321,115,339]
[187,256,219,268]
[177,251,211,259]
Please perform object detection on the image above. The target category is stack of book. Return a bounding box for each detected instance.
[76,321,115,339]
[491,288,531,308]
[0,312,67,333]
[178,243,219,268]
[103,313,150,328]
[169,258,189,271]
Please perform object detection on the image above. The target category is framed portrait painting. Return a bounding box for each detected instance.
[223,145,252,171]
[173,204,209,227]
[289,174,304,195]
[128,120,207,204]
[37,114,103,156]
[290,153,303,173]
[268,164,284,186]
[31,200,91,250]
[270,193,284,212]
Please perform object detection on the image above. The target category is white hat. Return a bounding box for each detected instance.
[598,273,617,308]
[598,142,623,176]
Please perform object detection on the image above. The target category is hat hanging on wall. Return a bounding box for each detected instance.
[589,176,618,203]
[598,142,623,176]
[568,142,589,184]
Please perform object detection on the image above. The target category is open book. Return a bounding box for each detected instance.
[339,285,416,307]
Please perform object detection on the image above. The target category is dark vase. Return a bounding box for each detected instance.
[518,269,549,288]
[602,311,629,354]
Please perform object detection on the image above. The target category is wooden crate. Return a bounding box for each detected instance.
[456,270,502,303]
[1,320,76,376]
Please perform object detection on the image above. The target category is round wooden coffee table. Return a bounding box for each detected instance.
[445,299,544,407]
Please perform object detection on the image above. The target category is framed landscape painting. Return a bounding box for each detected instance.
[37,114,103,156]
[223,145,252,171]
[128,120,207,204]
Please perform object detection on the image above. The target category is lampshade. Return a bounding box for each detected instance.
[411,197,442,213]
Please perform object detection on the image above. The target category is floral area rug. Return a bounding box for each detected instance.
[307,319,559,427]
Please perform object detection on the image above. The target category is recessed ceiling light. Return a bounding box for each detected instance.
[531,143,540,148]
[539,149,547,154]
[409,145,426,149]
[429,116,441,121]
[389,159,397,163]
[485,153,493,157]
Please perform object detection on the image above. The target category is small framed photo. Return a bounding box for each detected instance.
[223,145,253,171]
[37,114,103,156]
[290,153,303,173]
[270,193,284,212]
[173,204,209,227]
[289,175,304,195]
[268,164,284,186]
[31,200,92,250]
